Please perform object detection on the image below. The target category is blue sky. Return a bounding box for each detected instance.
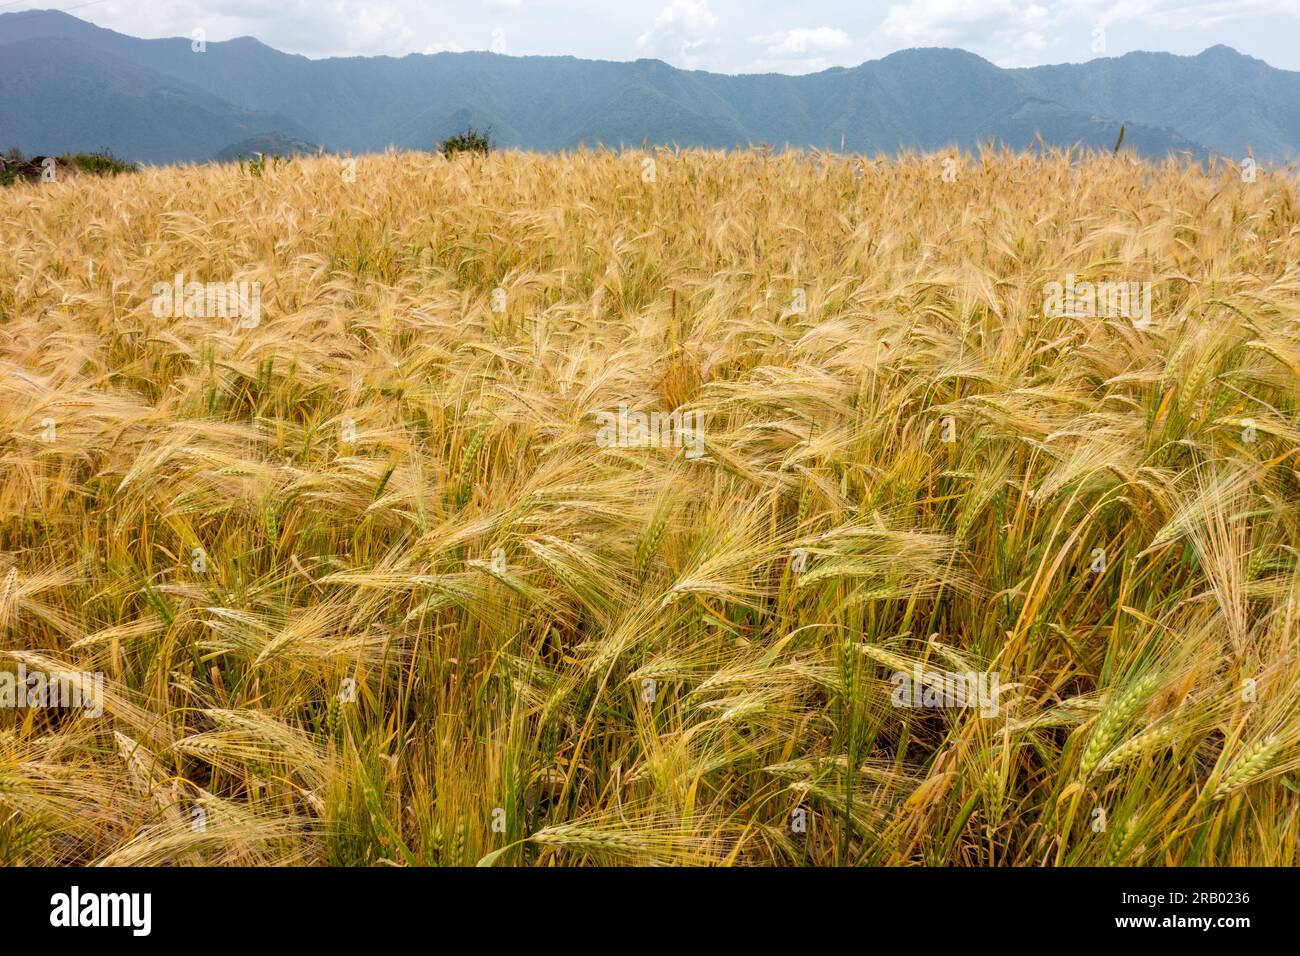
[8,0,1300,71]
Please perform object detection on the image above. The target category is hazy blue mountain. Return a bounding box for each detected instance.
[211,133,323,163]
[0,36,315,163]
[1015,46,1300,160]
[3,9,1284,164]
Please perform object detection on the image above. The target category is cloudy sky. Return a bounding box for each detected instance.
[7,0,1300,71]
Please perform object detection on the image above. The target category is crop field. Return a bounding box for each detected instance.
[1,148,1298,866]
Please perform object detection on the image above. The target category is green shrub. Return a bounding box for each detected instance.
[439,127,492,157]
[1,147,134,186]
[60,149,134,176]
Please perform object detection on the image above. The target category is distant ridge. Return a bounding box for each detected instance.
[211,133,323,163]
[2,10,1295,163]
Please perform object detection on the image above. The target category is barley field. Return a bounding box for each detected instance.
[2,148,1299,866]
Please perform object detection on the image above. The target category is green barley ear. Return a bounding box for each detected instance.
[1081,673,1159,777]
[1213,736,1284,801]
[0,813,46,865]
[1095,721,1181,772]
[796,480,814,528]
[1103,815,1138,866]
[450,821,466,865]
[531,823,651,857]
[452,423,489,509]
[1246,542,1275,581]
[264,500,280,547]
[325,693,340,739]
[634,498,673,582]
[427,822,444,865]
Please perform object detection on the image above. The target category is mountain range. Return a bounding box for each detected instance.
[2,9,1298,164]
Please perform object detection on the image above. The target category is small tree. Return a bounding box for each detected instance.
[439,126,492,158]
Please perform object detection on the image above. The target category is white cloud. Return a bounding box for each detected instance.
[636,0,719,65]
[875,0,1300,66]
[1059,0,1300,29]
[882,0,1299,48]
[13,0,1300,71]
[880,0,1024,47]
[876,0,1085,65]
[752,27,851,58]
